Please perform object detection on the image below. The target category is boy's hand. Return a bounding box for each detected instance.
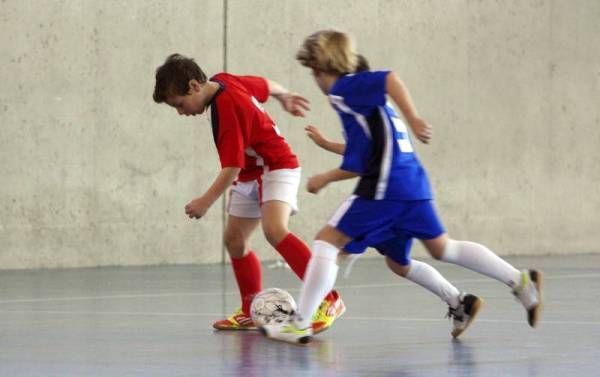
[185,196,213,219]
[307,174,329,194]
[278,93,310,117]
[305,125,329,148]
[408,117,432,144]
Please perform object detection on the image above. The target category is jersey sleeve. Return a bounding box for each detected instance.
[237,75,269,103]
[214,98,248,169]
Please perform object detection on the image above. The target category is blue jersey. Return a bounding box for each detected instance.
[329,70,432,201]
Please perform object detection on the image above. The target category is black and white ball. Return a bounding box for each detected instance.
[250,288,297,327]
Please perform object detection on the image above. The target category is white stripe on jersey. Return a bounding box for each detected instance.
[328,195,358,227]
[328,95,371,139]
[245,147,264,166]
[376,107,394,200]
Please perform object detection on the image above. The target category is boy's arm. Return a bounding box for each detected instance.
[185,167,241,219]
[318,141,346,156]
[307,168,358,194]
[305,125,345,155]
[267,79,311,117]
[385,72,432,144]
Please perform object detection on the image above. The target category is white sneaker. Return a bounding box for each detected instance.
[447,293,484,338]
[513,269,543,327]
[260,316,313,345]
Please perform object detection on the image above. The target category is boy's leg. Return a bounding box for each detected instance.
[260,169,315,280]
[262,196,403,343]
[386,256,482,338]
[375,234,461,308]
[261,169,344,331]
[261,200,344,332]
[424,234,522,288]
[261,200,310,278]
[214,250,261,330]
[262,225,349,344]
[378,201,484,337]
[295,238,342,328]
[386,257,460,309]
[214,187,263,330]
[423,234,542,327]
[261,201,333,284]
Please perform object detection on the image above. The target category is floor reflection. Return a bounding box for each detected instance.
[214,330,341,376]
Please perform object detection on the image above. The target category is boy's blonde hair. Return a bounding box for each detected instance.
[296,30,357,75]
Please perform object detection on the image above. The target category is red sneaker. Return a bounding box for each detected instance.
[212,308,257,330]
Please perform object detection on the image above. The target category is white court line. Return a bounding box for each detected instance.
[0,292,222,304]
[0,272,598,305]
[0,309,219,317]
[337,272,600,290]
[344,316,600,326]
[0,309,599,327]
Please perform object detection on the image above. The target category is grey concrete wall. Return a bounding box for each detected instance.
[1,0,599,269]
[0,0,226,269]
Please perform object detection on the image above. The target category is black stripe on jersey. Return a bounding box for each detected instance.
[208,80,225,145]
[354,109,386,199]
[210,101,219,145]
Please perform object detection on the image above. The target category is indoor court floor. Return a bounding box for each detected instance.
[0,253,598,377]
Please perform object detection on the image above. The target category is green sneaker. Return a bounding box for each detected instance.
[311,290,346,334]
[261,318,313,345]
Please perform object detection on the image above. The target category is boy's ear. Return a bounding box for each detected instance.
[188,79,202,93]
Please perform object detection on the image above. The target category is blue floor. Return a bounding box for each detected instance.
[0,253,598,376]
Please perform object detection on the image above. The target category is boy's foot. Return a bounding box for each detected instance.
[513,269,543,327]
[261,317,313,345]
[212,308,257,330]
[311,290,346,334]
[447,293,484,338]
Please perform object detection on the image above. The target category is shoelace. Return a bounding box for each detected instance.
[446,306,464,322]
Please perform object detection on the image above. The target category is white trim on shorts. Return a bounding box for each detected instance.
[227,167,301,219]
[328,195,358,227]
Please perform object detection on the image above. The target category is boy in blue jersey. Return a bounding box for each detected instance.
[262,30,543,345]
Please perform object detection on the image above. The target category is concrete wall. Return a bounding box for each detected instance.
[1,0,599,269]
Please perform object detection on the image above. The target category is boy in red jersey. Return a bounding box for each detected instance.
[153,54,344,333]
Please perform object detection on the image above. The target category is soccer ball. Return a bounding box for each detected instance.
[250,288,297,327]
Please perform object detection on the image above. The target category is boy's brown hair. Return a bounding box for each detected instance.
[355,54,370,72]
[296,30,357,75]
[153,54,207,103]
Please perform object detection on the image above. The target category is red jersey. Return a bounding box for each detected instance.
[208,73,299,182]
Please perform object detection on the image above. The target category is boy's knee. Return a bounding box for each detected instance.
[430,250,444,260]
[262,224,288,246]
[399,264,411,277]
[224,232,246,257]
[385,257,411,277]
[422,235,449,260]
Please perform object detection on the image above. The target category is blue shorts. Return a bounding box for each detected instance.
[329,196,445,266]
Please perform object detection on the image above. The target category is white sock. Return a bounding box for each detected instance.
[405,260,461,308]
[295,240,339,329]
[441,239,521,288]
